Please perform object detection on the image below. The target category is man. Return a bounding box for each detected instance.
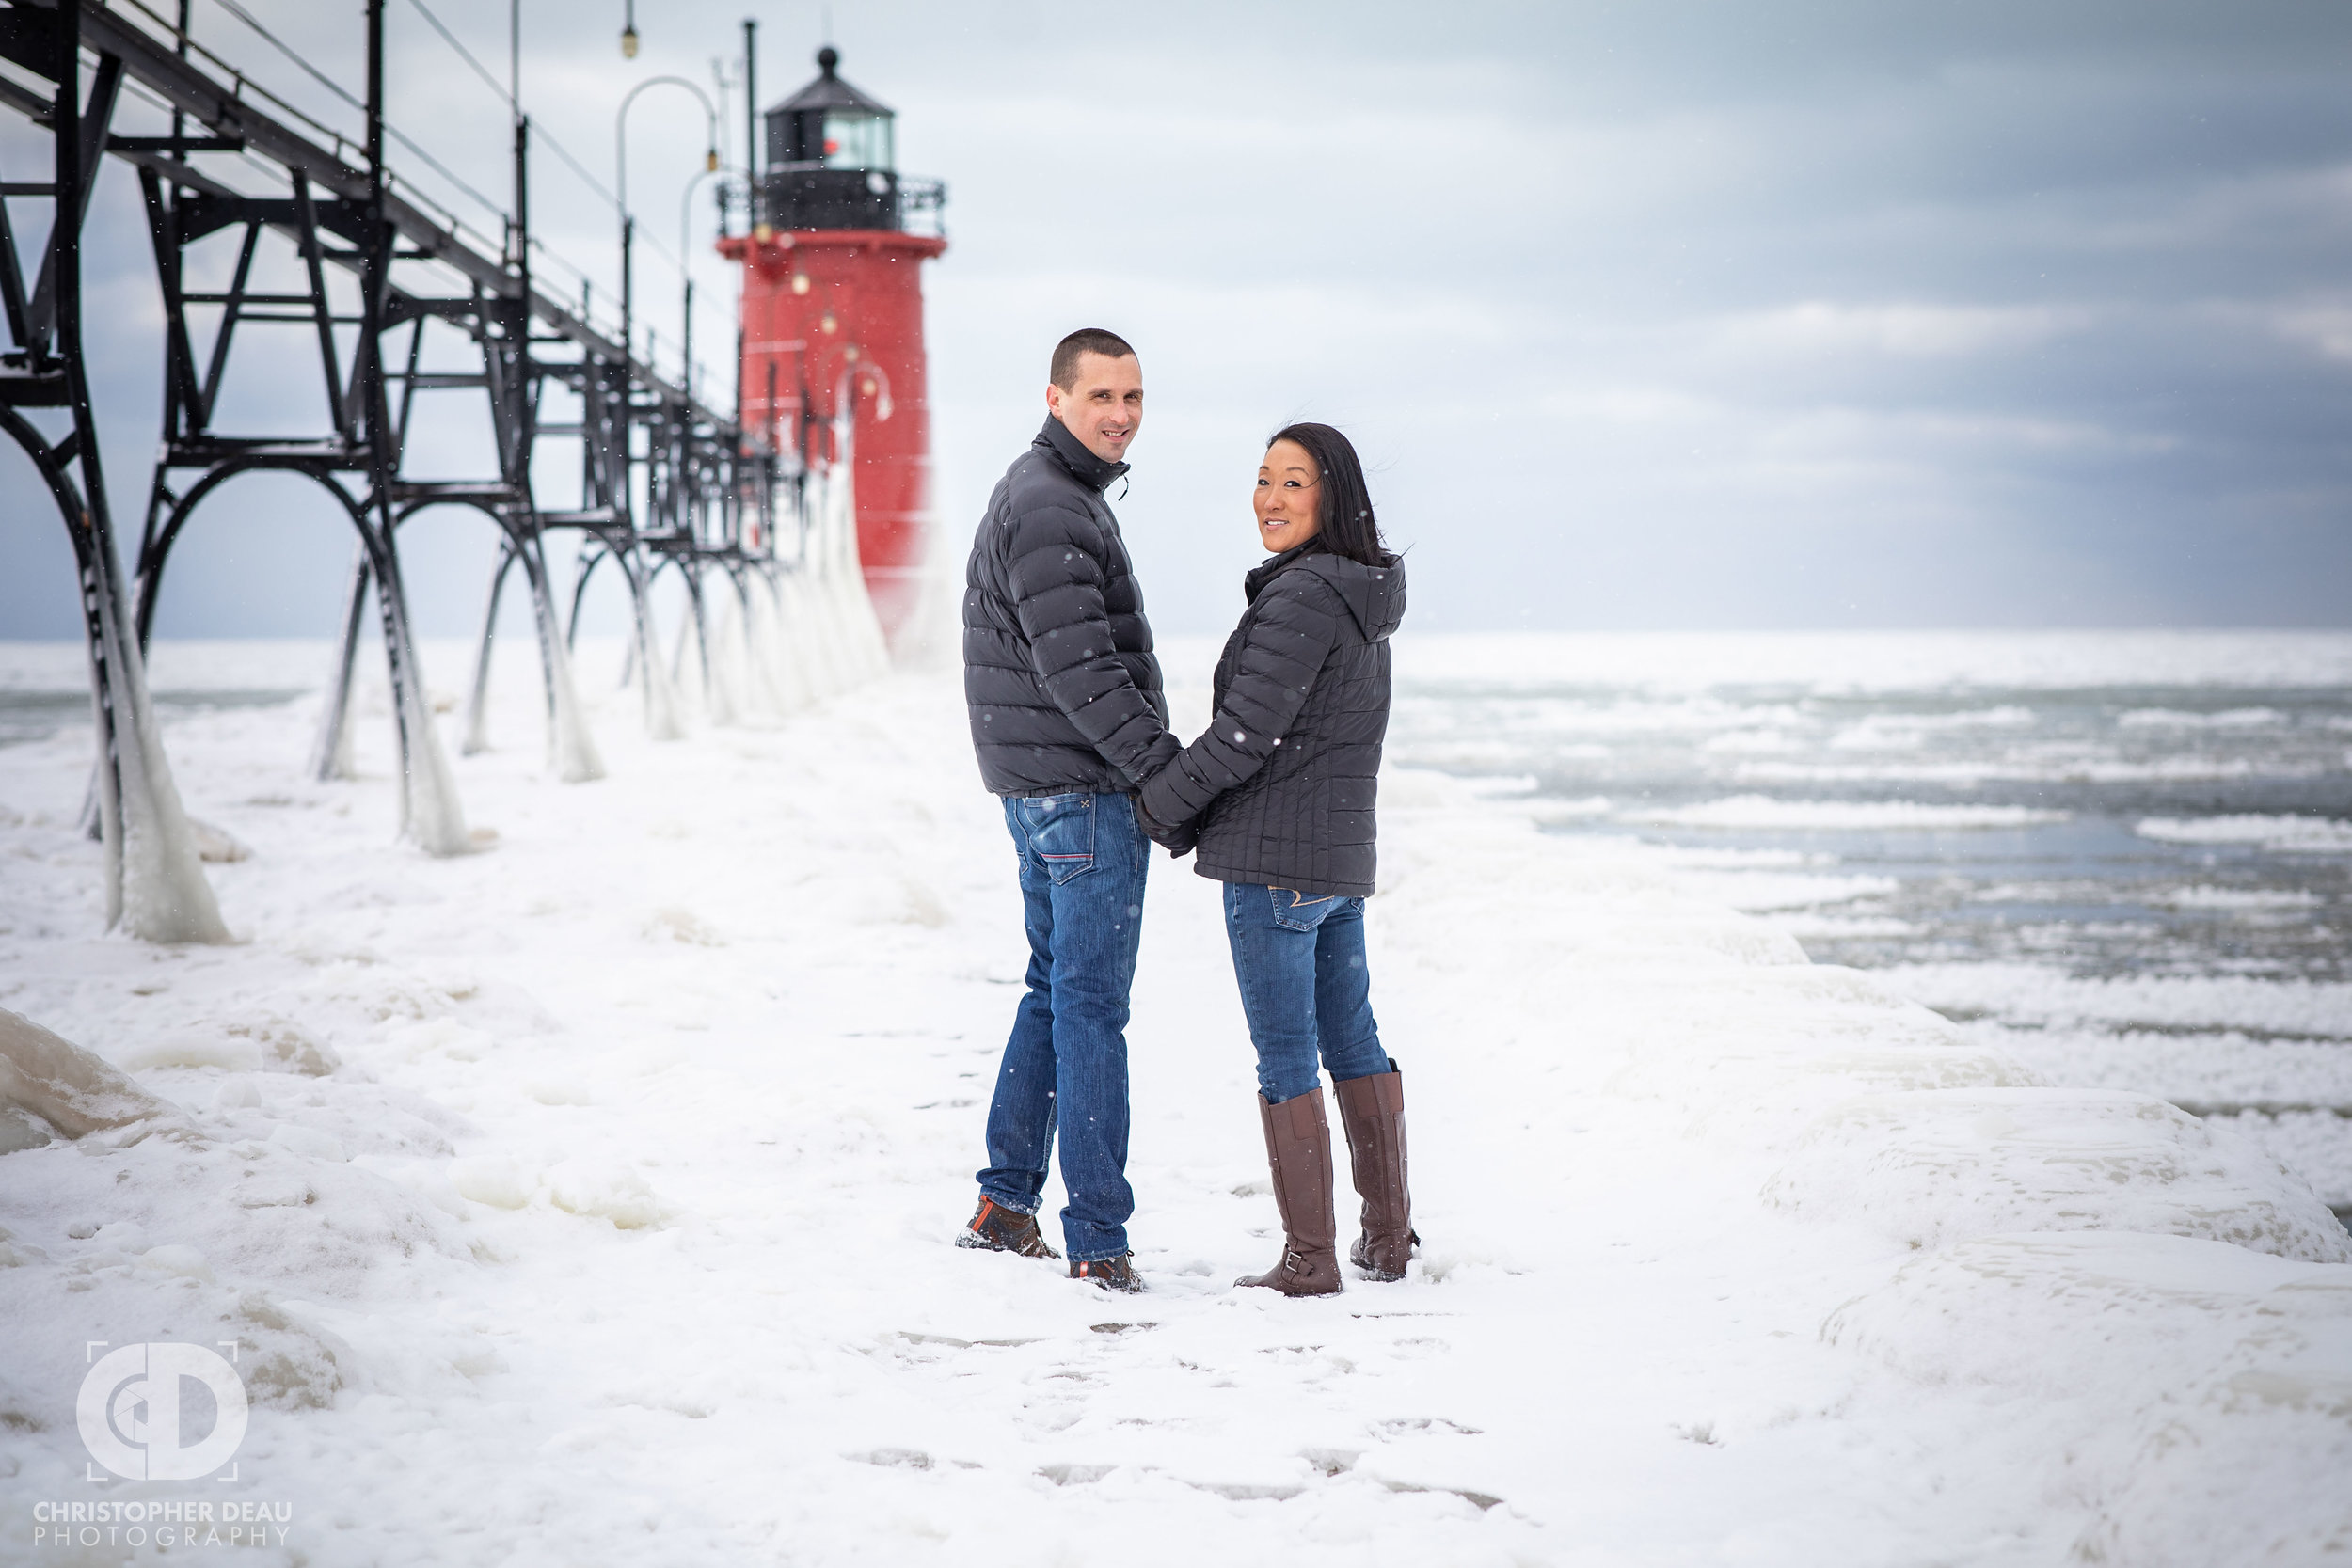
[958,328,1181,1293]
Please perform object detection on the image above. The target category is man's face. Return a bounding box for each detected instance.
[1046,352,1144,464]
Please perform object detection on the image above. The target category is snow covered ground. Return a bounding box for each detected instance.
[2,635,2349,1565]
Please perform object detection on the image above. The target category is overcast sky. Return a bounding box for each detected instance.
[3,0,2348,641]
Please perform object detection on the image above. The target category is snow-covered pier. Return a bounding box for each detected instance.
[1,645,2347,1564]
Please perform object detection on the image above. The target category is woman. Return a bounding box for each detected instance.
[1139,422,1413,1298]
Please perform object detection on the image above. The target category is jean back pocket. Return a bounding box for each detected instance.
[1021,793,1097,883]
[1268,885,1339,932]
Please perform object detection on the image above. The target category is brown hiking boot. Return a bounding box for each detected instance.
[1236,1090,1343,1297]
[958,1196,1059,1259]
[1070,1253,1144,1292]
[1334,1061,1417,1281]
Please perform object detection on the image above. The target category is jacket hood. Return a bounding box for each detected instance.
[1248,540,1406,643]
[1035,417,1129,494]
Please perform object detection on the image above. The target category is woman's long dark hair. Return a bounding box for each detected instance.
[1269,422,1392,568]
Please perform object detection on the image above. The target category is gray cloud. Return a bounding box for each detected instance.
[3,0,2347,641]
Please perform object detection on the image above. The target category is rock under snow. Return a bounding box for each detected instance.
[0,1006,189,1143]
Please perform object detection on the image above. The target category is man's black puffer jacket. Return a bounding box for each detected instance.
[1140,539,1406,898]
[964,418,1178,795]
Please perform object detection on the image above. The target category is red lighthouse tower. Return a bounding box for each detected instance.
[722,47,946,647]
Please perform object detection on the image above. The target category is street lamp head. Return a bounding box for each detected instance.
[707,148,720,172]
[620,24,639,58]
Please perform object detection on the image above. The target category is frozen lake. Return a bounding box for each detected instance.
[1359,631,2352,1213]
[8,629,2351,1211]
[0,629,2347,1562]
[1380,632,2352,982]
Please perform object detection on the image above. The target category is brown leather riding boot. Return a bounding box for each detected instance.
[1333,1061,1417,1281]
[1235,1090,1343,1297]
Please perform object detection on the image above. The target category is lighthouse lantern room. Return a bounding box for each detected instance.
[723,46,946,647]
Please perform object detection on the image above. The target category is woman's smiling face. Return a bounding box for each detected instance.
[1254,438,1323,554]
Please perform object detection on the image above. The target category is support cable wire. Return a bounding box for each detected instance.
[106,0,457,249]
[99,0,732,399]
[110,0,352,152]
[399,0,623,217]
[391,0,727,297]
[401,0,505,107]
[217,0,700,293]
[140,0,706,287]
[533,123,620,214]
[200,0,358,112]
[103,56,501,292]
[200,0,506,226]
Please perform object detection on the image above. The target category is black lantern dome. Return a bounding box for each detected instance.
[761,46,901,230]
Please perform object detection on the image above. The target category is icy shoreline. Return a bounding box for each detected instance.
[1,646,2348,1564]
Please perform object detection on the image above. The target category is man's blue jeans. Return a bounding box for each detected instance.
[978,791,1151,1262]
[1222,882,1391,1105]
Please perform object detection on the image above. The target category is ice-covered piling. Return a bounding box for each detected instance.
[85,583,230,944]
[538,610,605,783]
[309,545,478,854]
[310,547,368,784]
[810,443,892,686]
[381,601,472,856]
[624,549,687,743]
[702,584,757,724]
[457,543,515,760]
[457,537,606,782]
[746,571,810,714]
[676,583,740,728]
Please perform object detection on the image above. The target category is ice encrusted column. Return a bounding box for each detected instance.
[780,510,844,702]
[456,533,604,782]
[458,544,513,759]
[538,607,605,782]
[713,580,771,720]
[679,569,737,728]
[740,570,805,715]
[86,567,231,944]
[310,546,369,783]
[310,533,473,852]
[372,543,472,856]
[517,533,604,782]
[624,546,686,742]
[821,404,892,687]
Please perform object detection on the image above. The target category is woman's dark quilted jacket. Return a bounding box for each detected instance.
[1140,538,1406,898]
[963,419,1177,796]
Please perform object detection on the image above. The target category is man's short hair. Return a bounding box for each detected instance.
[1050,328,1137,390]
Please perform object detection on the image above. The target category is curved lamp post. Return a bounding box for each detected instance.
[676,163,737,401]
[616,75,719,384]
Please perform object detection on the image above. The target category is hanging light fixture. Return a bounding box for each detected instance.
[620,0,639,58]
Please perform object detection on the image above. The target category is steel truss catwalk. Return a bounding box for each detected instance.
[0,0,824,932]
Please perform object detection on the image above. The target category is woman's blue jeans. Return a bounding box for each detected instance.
[978,791,1151,1262]
[1221,882,1390,1105]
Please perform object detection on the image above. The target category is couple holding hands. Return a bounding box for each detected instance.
[957,328,1414,1297]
